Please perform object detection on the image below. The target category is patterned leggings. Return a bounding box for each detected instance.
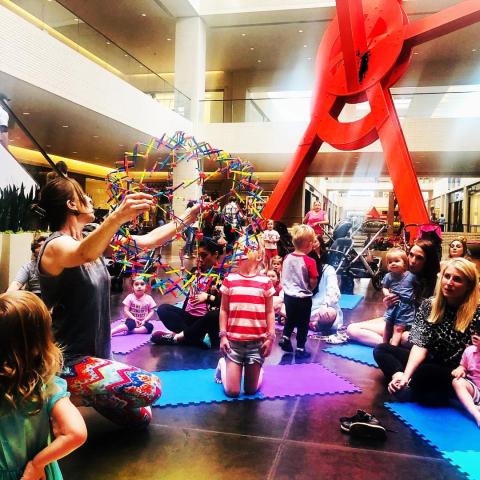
[62,357,162,428]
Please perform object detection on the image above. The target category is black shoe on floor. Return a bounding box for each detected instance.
[295,348,311,359]
[340,410,386,440]
[151,331,176,345]
[279,336,293,352]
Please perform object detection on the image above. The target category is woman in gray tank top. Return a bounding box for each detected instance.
[37,177,199,428]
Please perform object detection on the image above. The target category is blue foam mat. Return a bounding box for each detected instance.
[339,294,364,309]
[324,343,377,368]
[385,402,480,480]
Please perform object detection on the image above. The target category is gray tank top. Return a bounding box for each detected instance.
[37,232,111,365]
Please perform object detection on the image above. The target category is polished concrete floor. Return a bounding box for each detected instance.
[59,277,465,480]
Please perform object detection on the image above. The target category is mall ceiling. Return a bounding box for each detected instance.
[4,0,480,177]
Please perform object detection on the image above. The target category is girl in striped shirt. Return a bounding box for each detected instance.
[215,239,275,397]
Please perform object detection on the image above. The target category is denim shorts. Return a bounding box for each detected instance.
[466,378,480,405]
[226,339,264,366]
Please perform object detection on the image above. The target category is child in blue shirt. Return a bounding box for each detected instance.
[382,247,418,346]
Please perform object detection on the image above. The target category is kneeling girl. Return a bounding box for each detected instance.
[216,239,275,397]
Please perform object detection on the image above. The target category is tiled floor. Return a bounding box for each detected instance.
[59,273,466,480]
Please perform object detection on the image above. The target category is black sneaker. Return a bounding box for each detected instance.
[339,410,386,440]
[151,331,176,345]
[295,348,311,359]
[279,336,293,352]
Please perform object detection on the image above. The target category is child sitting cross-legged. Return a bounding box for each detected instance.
[215,238,276,397]
[111,276,156,336]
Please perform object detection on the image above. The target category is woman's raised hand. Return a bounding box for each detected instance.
[181,203,202,225]
[113,193,154,225]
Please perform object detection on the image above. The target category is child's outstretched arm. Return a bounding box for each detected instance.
[22,397,87,480]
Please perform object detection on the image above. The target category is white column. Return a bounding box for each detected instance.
[172,17,206,216]
[174,16,206,124]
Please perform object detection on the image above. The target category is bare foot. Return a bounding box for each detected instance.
[214,365,222,384]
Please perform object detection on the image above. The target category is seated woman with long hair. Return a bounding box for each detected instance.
[374,257,480,404]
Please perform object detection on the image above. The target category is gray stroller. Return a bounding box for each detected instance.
[327,218,388,293]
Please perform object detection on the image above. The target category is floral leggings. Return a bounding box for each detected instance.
[62,356,162,427]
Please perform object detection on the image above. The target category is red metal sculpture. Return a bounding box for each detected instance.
[263,0,480,225]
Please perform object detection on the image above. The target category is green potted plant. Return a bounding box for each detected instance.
[0,184,41,291]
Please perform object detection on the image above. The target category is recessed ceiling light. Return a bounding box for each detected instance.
[119,144,124,147]
[257,59,262,63]
[298,29,303,33]
[250,47,255,51]
[473,49,477,52]
[94,157,99,160]
[413,52,419,55]
[106,41,111,45]
[306,57,312,60]
[93,135,99,138]
[22,112,30,115]
[167,38,171,41]
[141,13,146,17]
[46,144,51,147]
[241,33,246,37]
[124,54,128,57]
[72,151,77,154]
[62,125,69,128]
[303,44,308,48]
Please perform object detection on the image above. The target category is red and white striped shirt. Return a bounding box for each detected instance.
[220,273,275,341]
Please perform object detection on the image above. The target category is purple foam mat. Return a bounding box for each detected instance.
[261,363,361,398]
[111,320,171,354]
[153,363,361,407]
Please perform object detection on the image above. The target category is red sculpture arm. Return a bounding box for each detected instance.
[263,0,480,227]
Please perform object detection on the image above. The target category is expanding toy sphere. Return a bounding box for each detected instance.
[105,131,266,297]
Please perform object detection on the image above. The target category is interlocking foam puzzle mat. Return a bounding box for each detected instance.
[323,344,377,368]
[339,294,364,309]
[385,402,480,480]
[152,363,360,407]
[111,320,170,354]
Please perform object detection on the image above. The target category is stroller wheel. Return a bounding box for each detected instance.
[371,271,385,291]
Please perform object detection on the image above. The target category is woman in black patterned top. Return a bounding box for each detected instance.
[374,258,480,404]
